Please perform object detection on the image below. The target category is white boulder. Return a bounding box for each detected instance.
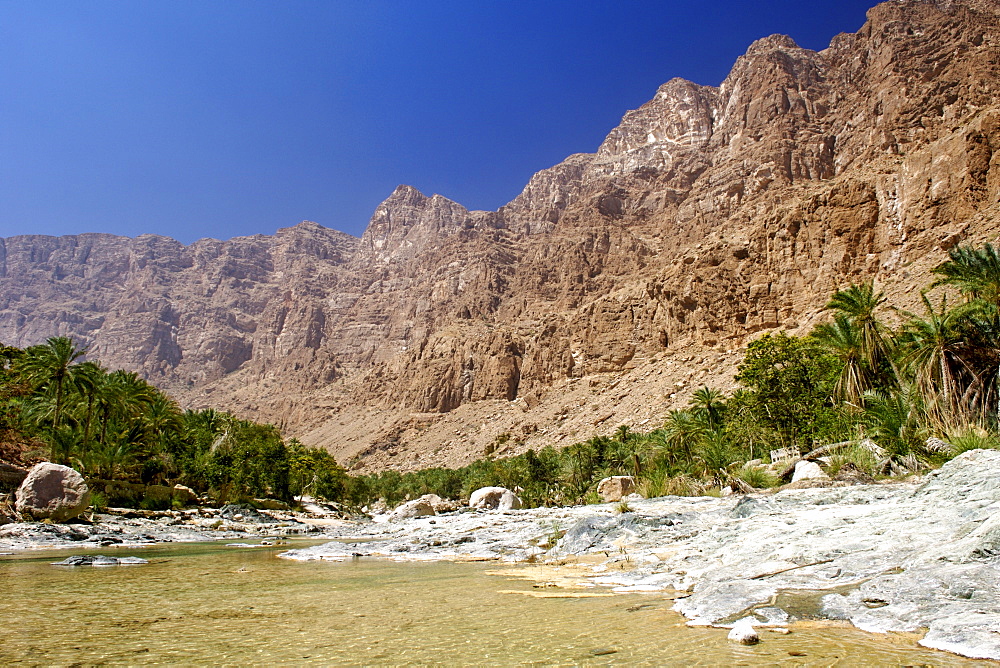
[728,618,760,645]
[469,486,522,511]
[791,459,830,482]
[387,498,436,521]
[15,462,91,522]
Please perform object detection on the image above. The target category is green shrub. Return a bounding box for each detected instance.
[89,491,108,511]
[733,465,778,490]
[827,444,879,477]
[660,475,706,497]
[942,429,1000,459]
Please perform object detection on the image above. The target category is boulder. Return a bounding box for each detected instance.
[51,555,149,566]
[597,476,637,502]
[387,497,436,521]
[417,493,459,513]
[172,484,197,504]
[791,460,830,483]
[728,618,760,645]
[926,437,954,455]
[218,504,279,524]
[15,462,91,522]
[469,486,522,511]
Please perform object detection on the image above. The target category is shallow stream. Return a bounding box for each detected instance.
[1,540,989,665]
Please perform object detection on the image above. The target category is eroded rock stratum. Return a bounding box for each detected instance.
[2,0,1000,469]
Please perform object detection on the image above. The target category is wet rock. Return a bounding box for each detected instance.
[15,463,91,522]
[469,487,522,511]
[597,476,637,502]
[51,554,149,566]
[921,611,1000,660]
[278,450,1000,661]
[730,497,764,519]
[559,516,618,553]
[218,504,279,524]
[728,618,760,645]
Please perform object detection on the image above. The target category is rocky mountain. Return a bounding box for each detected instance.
[3,0,1000,471]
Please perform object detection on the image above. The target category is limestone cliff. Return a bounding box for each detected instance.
[3,0,999,470]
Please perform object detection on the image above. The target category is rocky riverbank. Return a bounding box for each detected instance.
[5,450,1000,659]
[281,450,1000,661]
[0,503,334,552]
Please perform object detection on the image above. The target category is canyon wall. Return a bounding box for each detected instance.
[3,0,1000,470]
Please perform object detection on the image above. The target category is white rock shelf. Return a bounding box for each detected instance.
[281,450,1000,661]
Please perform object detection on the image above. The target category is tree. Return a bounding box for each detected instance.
[689,386,726,431]
[733,332,841,449]
[860,385,927,473]
[896,294,981,428]
[18,336,87,430]
[825,282,890,370]
[660,409,707,466]
[811,314,870,405]
[71,361,105,451]
[932,243,1000,306]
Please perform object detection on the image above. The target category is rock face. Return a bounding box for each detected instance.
[14,463,90,522]
[468,487,522,511]
[2,0,1000,470]
[597,476,637,502]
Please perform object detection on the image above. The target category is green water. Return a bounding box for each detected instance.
[0,541,987,665]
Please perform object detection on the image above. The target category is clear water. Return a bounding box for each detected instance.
[0,541,987,666]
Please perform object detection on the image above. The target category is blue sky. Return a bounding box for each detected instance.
[0,1,877,244]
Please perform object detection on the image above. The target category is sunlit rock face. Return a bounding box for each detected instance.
[2,0,1000,470]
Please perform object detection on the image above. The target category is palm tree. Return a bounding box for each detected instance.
[812,314,869,405]
[613,424,633,444]
[138,392,184,482]
[563,441,599,500]
[689,386,726,430]
[860,385,927,474]
[930,244,1000,424]
[896,294,979,427]
[825,282,892,376]
[932,243,1000,306]
[71,361,105,451]
[18,336,87,430]
[693,430,736,483]
[660,409,707,466]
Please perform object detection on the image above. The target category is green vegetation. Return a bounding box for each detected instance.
[0,340,346,507]
[4,243,1000,512]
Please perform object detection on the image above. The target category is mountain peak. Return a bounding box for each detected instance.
[745,34,801,56]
